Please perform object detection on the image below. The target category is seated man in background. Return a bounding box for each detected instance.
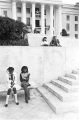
[41,37,49,46]
[50,36,61,47]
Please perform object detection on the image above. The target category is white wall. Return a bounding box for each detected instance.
[28,33,79,47]
[43,47,66,82]
[0,47,44,87]
[65,47,79,74]
[0,46,79,90]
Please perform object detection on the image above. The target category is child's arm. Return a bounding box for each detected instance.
[6,73,11,88]
[25,73,30,82]
[26,73,31,86]
[13,73,17,84]
[20,74,23,82]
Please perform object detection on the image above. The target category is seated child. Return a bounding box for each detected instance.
[20,66,30,103]
[5,67,19,107]
[41,37,49,46]
[50,36,57,46]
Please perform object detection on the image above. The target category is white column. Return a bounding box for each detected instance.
[50,5,54,36]
[41,4,45,34]
[12,0,17,20]
[22,2,26,24]
[58,6,62,35]
[32,3,35,32]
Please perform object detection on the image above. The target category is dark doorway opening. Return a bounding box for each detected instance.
[35,20,40,27]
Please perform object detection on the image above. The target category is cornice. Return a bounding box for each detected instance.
[62,4,79,10]
[0,0,11,3]
[19,0,62,5]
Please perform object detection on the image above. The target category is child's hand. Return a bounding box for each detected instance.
[28,73,30,77]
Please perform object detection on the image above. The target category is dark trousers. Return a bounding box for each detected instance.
[7,87,17,95]
[21,82,30,101]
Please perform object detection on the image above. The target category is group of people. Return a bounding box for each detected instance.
[5,66,30,107]
[41,36,61,47]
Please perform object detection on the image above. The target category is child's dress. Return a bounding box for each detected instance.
[6,72,17,89]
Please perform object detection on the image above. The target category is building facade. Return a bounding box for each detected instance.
[62,4,79,39]
[0,0,79,38]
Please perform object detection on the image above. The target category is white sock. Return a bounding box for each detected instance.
[5,95,9,105]
[14,94,18,103]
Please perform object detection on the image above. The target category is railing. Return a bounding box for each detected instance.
[45,26,50,30]
[34,27,41,33]
[35,11,41,18]
[34,26,50,33]
[26,25,50,33]
[27,26,32,33]
[35,14,41,18]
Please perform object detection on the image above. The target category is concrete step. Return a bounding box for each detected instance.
[43,83,79,102]
[43,83,67,101]
[50,79,79,93]
[65,73,79,79]
[72,70,79,74]
[50,80,71,92]
[58,76,79,85]
[37,87,79,114]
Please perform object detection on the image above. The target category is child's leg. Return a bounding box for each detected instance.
[25,89,28,103]
[5,88,11,107]
[27,88,30,100]
[24,86,28,103]
[21,82,28,103]
[13,87,19,105]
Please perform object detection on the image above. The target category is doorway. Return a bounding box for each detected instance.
[35,20,40,27]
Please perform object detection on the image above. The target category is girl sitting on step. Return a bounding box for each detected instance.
[20,66,30,103]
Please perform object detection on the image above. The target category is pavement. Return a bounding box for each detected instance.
[0,89,79,120]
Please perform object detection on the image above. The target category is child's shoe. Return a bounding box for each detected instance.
[28,96,30,100]
[25,99,28,103]
[16,102,19,105]
[5,104,8,107]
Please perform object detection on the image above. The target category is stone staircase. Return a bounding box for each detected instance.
[36,69,79,114]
